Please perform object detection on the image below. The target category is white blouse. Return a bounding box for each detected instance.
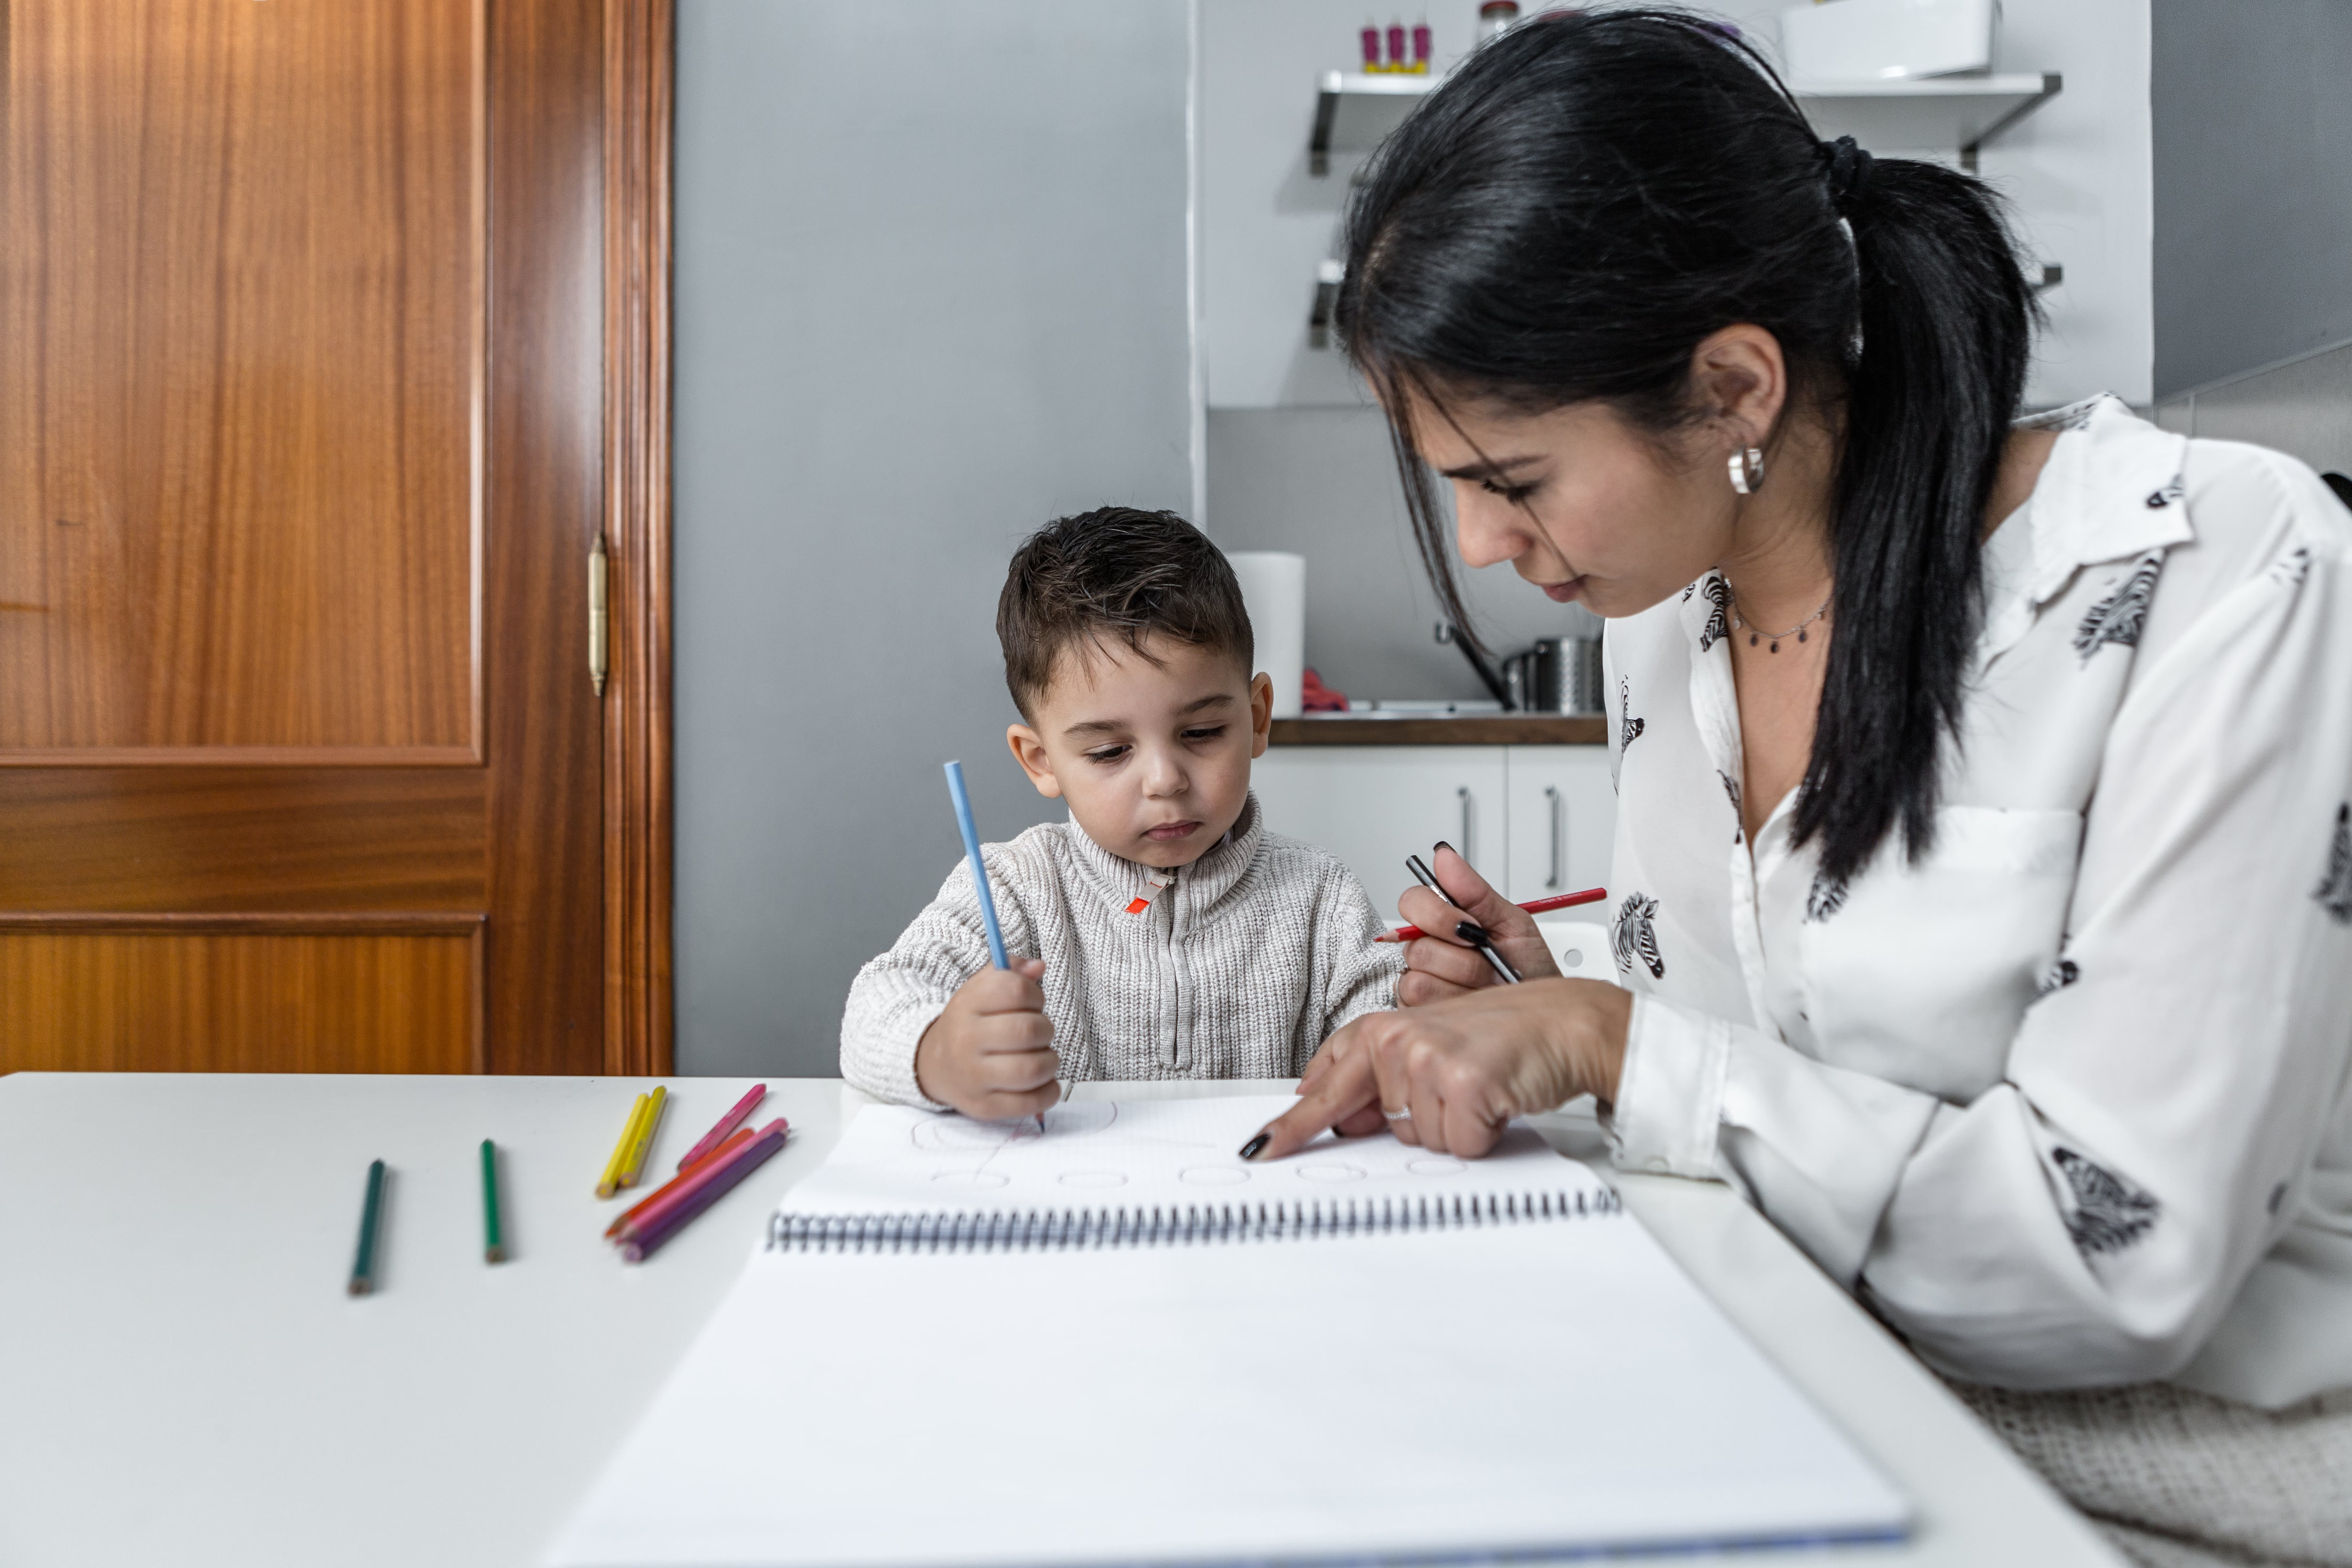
[1603,396,2352,1408]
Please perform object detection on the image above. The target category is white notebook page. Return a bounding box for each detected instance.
[779,1094,1610,1218]
[548,1101,1909,1567]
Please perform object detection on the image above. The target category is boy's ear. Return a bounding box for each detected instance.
[1006,723,1065,799]
[1248,671,1274,760]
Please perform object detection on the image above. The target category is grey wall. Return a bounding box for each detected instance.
[2153,341,2352,478]
[674,0,1196,1075]
[1207,408,1599,702]
[2153,0,2352,398]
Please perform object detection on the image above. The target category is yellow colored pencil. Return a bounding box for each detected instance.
[597,1093,651,1199]
[616,1085,667,1191]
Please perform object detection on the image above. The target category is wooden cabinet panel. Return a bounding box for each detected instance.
[0,0,482,759]
[0,769,485,911]
[0,920,480,1072]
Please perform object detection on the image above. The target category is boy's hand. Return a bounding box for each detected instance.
[913,958,1062,1120]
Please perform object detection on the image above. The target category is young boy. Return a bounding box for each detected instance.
[841,507,1404,1118]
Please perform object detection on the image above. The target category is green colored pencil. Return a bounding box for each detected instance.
[349,1159,387,1297]
[481,1138,506,1264]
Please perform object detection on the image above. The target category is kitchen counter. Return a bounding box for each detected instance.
[1270,715,1605,746]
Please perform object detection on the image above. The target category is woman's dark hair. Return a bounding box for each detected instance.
[1336,8,2036,883]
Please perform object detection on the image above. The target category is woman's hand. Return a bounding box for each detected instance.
[1251,978,1633,1161]
[1393,843,1559,1007]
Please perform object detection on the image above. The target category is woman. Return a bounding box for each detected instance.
[1245,12,2352,1565]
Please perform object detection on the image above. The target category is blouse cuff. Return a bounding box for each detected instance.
[1608,994,1731,1178]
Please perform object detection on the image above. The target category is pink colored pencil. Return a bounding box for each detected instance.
[621,1122,791,1263]
[677,1083,767,1171]
[605,1126,757,1239]
[613,1117,788,1245]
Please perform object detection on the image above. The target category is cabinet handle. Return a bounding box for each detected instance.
[1544,784,1562,891]
[1456,785,1472,865]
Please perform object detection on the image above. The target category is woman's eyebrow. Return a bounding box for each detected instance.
[1436,453,1544,481]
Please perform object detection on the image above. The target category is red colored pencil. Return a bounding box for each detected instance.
[612,1117,788,1246]
[676,1082,767,1172]
[604,1126,758,1239]
[620,1122,791,1263]
[1375,886,1609,943]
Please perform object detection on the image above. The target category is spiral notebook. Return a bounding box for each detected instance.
[548,1096,1908,1568]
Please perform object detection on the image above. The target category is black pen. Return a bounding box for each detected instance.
[1405,853,1522,985]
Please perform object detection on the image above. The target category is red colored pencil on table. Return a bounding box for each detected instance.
[676,1083,767,1172]
[1375,886,1609,943]
[605,1125,759,1239]
[612,1117,788,1248]
[620,1121,791,1263]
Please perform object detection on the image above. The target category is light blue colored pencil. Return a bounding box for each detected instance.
[943,760,1043,1130]
[944,760,1009,968]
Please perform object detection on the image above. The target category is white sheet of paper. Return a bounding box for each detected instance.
[777,1095,1609,1218]
[547,1099,1909,1568]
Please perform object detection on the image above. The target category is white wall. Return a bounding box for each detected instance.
[1201,0,2153,411]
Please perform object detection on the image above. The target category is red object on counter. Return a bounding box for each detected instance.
[1301,668,1350,713]
[1386,19,1406,70]
[1362,20,1382,71]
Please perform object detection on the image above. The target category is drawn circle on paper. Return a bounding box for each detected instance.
[1406,1157,1468,1176]
[909,1100,1118,1152]
[1295,1163,1367,1184]
[929,1170,1010,1189]
[1057,1170,1128,1189]
[1178,1167,1251,1186]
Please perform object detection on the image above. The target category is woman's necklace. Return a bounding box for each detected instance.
[1728,591,1830,654]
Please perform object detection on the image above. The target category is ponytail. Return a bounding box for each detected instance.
[1336,9,2036,883]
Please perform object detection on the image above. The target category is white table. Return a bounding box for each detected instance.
[0,1074,2122,1567]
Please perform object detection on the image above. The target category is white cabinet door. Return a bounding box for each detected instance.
[1502,747,1617,907]
[1251,747,1509,926]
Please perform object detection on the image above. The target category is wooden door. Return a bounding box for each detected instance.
[0,0,673,1074]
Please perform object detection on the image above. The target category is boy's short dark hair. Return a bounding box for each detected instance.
[997,507,1254,720]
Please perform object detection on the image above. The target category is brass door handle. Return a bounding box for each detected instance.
[589,534,609,696]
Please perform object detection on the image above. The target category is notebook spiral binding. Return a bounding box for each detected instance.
[767,1186,1622,1254]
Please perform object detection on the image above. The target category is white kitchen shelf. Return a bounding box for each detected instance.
[1793,72,2062,171]
[1310,69,2060,176]
[1309,72,1436,176]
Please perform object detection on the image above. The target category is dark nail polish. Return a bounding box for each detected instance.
[1329,1124,1351,1139]
[1238,1133,1270,1161]
[1455,920,1492,945]
[1434,841,1455,856]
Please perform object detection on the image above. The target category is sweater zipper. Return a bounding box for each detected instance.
[1161,868,1182,1069]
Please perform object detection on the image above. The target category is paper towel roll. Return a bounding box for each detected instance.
[1224,550,1305,719]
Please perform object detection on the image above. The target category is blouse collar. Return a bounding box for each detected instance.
[1671,396,2194,671]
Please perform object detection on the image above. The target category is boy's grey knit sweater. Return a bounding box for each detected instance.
[841,794,1404,1107]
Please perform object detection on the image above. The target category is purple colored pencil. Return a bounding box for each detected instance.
[621,1123,789,1263]
[676,1082,767,1172]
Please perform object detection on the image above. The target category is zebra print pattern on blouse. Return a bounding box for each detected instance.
[2052,1147,2160,1255]
[1695,575,1734,654]
[2317,803,2352,926]
[2072,550,2164,663]
[1612,894,1663,980]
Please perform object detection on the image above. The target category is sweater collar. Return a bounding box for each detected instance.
[1060,792,1264,919]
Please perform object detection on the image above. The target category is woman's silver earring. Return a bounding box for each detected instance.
[1727,446,1766,496]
